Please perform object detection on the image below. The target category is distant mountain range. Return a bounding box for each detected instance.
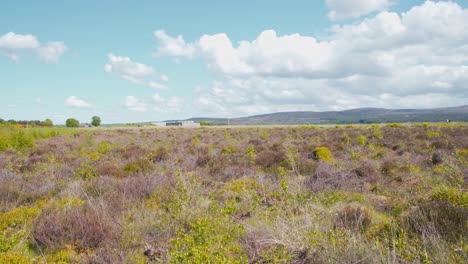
[184,105,468,125]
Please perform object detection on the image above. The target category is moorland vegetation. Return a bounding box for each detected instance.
[0,123,467,263]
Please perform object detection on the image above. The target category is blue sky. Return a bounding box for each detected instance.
[1,0,467,124]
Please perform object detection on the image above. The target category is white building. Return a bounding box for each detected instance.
[153,120,200,127]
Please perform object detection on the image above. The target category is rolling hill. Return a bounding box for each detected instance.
[186,105,468,125]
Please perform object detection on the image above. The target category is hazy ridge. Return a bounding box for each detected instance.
[184,105,468,125]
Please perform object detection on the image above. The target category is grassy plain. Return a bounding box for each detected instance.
[0,123,467,263]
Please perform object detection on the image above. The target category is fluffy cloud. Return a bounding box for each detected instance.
[105,54,155,78]
[64,96,92,108]
[198,30,336,78]
[0,32,40,51]
[0,32,66,62]
[38,42,67,63]
[105,54,168,90]
[326,0,392,20]
[125,96,147,112]
[154,1,467,116]
[195,76,467,117]
[153,30,196,58]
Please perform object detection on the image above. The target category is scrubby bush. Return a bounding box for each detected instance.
[431,152,443,165]
[195,146,210,167]
[357,135,367,145]
[405,200,468,242]
[221,145,238,156]
[32,205,114,252]
[74,161,99,179]
[11,130,34,149]
[244,146,256,164]
[0,135,8,151]
[123,158,153,174]
[256,144,286,168]
[96,161,124,178]
[168,217,247,263]
[96,140,112,154]
[457,148,468,159]
[148,146,170,162]
[426,130,441,138]
[310,146,334,162]
[334,205,372,232]
[430,186,468,207]
[0,253,32,264]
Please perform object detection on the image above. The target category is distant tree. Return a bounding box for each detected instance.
[66,118,80,128]
[43,118,54,127]
[91,116,101,127]
[0,118,4,124]
[7,119,17,124]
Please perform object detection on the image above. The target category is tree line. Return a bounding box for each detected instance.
[0,116,102,128]
[0,118,54,127]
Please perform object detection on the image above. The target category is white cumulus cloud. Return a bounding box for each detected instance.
[153,1,468,116]
[125,96,147,112]
[0,32,40,51]
[0,32,66,62]
[153,30,196,58]
[105,53,155,78]
[326,0,393,20]
[64,96,92,108]
[105,53,170,90]
[38,42,67,63]
[198,30,336,78]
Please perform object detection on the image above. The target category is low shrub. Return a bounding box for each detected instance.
[0,204,41,254]
[74,161,99,179]
[310,146,334,162]
[96,140,112,154]
[380,160,398,176]
[456,148,468,160]
[123,158,154,174]
[256,144,286,168]
[221,145,238,156]
[357,135,367,145]
[426,130,441,139]
[0,253,32,264]
[0,135,8,151]
[431,152,443,165]
[298,158,317,175]
[334,205,372,232]
[405,200,468,242]
[32,205,114,252]
[148,146,170,162]
[96,161,124,178]
[244,146,256,164]
[168,217,247,263]
[195,146,210,167]
[259,129,270,140]
[430,186,468,208]
[222,178,261,194]
[0,130,33,151]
